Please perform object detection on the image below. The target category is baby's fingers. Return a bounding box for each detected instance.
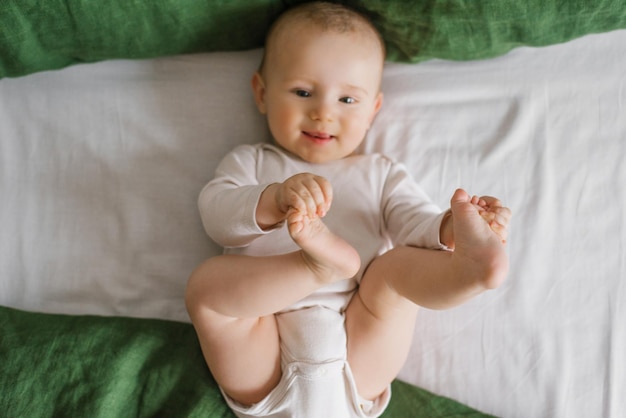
[313,176,333,216]
[285,174,332,218]
[477,211,509,243]
[297,184,320,217]
[289,193,312,217]
[491,206,512,227]
[489,220,509,244]
[286,207,306,236]
[479,196,503,208]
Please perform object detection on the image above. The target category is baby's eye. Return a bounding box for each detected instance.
[294,89,311,98]
[339,97,357,104]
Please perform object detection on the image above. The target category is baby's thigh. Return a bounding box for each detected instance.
[345,272,419,400]
[191,309,282,406]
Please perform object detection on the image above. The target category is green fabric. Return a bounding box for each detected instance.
[1,306,493,417]
[1,0,626,78]
[360,0,626,62]
[0,0,283,79]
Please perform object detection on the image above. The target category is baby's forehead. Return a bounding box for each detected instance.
[267,21,384,64]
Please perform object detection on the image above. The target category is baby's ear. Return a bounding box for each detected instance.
[374,92,384,114]
[368,92,384,127]
[251,72,267,114]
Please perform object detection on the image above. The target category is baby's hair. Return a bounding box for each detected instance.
[259,1,385,74]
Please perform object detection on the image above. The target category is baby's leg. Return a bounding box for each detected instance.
[287,208,361,283]
[186,211,360,405]
[187,211,360,319]
[346,189,509,399]
[187,308,281,405]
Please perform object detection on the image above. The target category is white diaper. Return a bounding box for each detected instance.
[221,305,391,418]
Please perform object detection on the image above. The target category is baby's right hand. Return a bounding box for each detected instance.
[471,195,511,244]
[276,173,332,219]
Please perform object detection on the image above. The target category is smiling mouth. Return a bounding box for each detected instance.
[303,131,335,142]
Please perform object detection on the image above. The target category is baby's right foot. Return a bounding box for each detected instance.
[287,210,361,284]
[449,189,510,289]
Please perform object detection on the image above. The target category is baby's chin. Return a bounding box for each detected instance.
[273,136,361,163]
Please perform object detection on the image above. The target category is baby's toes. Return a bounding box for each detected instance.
[287,210,305,236]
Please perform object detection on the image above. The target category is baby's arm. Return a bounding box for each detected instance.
[256,173,332,230]
[440,193,511,249]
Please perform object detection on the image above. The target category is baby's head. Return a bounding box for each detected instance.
[252,2,385,163]
[258,2,385,78]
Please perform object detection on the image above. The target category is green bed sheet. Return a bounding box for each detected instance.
[2,0,626,78]
[1,305,493,417]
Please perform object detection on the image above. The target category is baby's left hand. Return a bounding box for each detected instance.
[471,195,511,244]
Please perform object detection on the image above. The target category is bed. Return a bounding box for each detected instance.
[2,1,625,417]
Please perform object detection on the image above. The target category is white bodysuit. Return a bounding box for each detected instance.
[199,143,447,417]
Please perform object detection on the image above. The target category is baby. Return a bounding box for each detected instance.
[186,2,511,417]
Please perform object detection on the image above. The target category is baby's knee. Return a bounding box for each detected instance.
[184,290,239,334]
[184,257,222,310]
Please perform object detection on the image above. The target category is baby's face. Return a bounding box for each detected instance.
[253,26,384,163]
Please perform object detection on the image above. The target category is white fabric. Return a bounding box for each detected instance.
[222,306,390,418]
[1,29,625,418]
[198,142,445,312]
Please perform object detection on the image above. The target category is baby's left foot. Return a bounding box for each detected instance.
[287,209,361,284]
[449,189,510,289]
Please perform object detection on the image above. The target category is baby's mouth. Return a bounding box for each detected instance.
[303,131,335,141]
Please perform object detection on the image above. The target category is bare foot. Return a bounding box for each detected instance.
[449,189,509,289]
[287,209,361,283]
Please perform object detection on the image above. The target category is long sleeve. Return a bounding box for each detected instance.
[198,145,274,248]
[380,161,448,250]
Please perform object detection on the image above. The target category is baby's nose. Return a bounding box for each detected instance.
[309,100,334,122]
